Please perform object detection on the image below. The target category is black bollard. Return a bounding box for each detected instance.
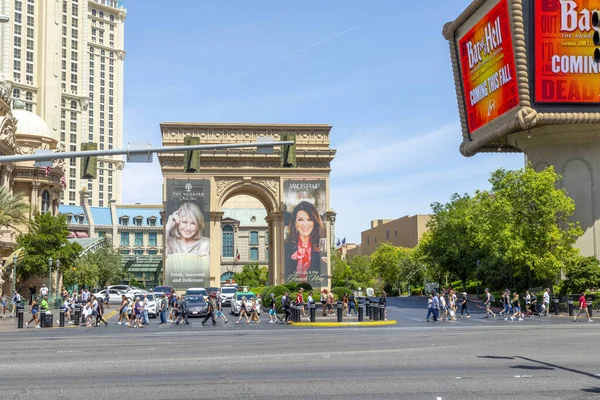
[374,303,380,321]
[336,301,342,322]
[358,300,364,322]
[568,299,574,317]
[310,302,316,323]
[59,308,65,327]
[74,304,80,326]
[40,307,46,328]
[365,299,371,319]
[293,305,299,322]
[17,305,24,329]
[554,298,560,315]
[379,304,386,321]
[588,298,593,318]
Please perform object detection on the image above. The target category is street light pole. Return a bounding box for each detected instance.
[55,259,61,299]
[12,254,17,294]
[48,257,52,298]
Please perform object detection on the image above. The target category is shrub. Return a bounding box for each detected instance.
[284,282,299,292]
[331,287,353,300]
[261,285,289,308]
[411,288,422,296]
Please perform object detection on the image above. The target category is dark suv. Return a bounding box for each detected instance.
[153,286,176,296]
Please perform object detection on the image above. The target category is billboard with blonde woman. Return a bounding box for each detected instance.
[164,179,210,289]
[283,180,328,285]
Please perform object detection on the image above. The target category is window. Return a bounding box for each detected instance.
[221,272,235,282]
[120,216,129,226]
[134,217,142,227]
[134,249,143,255]
[92,9,96,16]
[98,231,106,238]
[148,250,158,255]
[222,225,234,258]
[148,232,157,246]
[134,232,143,246]
[148,218,156,227]
[250,248,259,261]
[250,231,259,245]
[120,250,129,255]
[41,190,50,214]
[120,232,129,246]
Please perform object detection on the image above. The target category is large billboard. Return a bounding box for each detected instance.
[459,0,519,132]
[283,180,328,286]
[164,179,211,289]
[534,0,600,103]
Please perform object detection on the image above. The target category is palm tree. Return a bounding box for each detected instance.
[0,186,29,231]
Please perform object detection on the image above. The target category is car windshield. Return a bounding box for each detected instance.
[186,296,205,304]
[236,294,256,301]
[222,287,236,294]
[154,287,171,293]
[141,295,154,301]
[207,287,220,292]
[186,289,208,296]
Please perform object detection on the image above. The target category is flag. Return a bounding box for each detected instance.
[60,175,67,189]
[44,166,52,177]
[336,239,341,247]
[342,237,346,245]
[236,249,240,261]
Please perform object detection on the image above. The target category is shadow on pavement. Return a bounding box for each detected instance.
[509,364,554,371]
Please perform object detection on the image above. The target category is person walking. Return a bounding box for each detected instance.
[94,296,109,327]
[202,295,217,326]
[11,290,21,318]
[379,291,388,321]
[215,295,228,324]
[175,295,190,325]
[460,292,470,318]
[116,295,130,326]
[320,290,327,316]
[0,293,7,318]
[484,288,495,319]
[439,292,447,321]
[574,292,593,323]
[141,294,149,325]
[347,292,357,317]
[268,294,277,324]
[530,291,538,317]
[296,288,306,319]
[431,292,440,322]
[284,293,292,324]
[159,294,168,325]
[39,284,48,298]
[510,293,523,321]
[236,296,250,324]
[542,288,551,317]
[26,297,40,328]
[426,294,434,322]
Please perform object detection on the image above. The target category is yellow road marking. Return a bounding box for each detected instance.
[291,320,397,327]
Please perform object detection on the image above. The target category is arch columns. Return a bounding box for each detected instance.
[508,125,600,258]
[209,211,224,286]
[266,211,284,285]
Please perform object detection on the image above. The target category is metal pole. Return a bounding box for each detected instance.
[0,141,295,164]
[48,257,52,302]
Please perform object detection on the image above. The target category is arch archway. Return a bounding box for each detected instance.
[159,123,336,288]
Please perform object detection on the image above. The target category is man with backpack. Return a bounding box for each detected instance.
[484,288,495,319]
[201,294,217,326]
[283,292,292,324]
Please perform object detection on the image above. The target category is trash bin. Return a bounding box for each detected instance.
[43,312,53,328]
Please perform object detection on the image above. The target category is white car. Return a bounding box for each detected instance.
[230,292,260,316]
[93,289,126,305]
[125,293,158,318]
[185,288,208,300]
[220,286,237,306]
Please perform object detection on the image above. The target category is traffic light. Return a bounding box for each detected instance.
[280,133,296,168]
[183,136,200,173]
[594,11,600,62]
[80,143,97,179]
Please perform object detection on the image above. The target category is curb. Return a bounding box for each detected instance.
[291,320,397,327]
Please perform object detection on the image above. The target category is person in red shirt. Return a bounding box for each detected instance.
[574,292,593,323]
[296,288,309,320]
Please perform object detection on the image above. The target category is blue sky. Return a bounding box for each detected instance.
[121,0,524,243]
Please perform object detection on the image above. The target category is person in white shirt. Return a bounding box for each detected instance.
[81,289,90,303]
[142,295,149,325]
[542,288,551,317]
[39,284,48,297]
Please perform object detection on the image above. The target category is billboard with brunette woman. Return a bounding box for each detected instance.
[283,180,328,285]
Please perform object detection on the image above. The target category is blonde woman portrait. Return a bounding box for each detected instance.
[165,202,209,256]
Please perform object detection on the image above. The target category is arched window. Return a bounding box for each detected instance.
[110,14,115,22]
[91,9,96,16]
[61,98,66,107]
[41,190,50,214]
[90,47,94,53]
[221,272,235,282]
[101,50,105,56]
[99,11,104,18]
[12,88,20,99]
[110,52,114,58]
[222,225,234,257]
[25,92,32,101]
[71,100,77,110]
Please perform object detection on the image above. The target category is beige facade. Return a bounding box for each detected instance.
[350,214,431,257]
[0,0,126,207]
[159,123,336,289]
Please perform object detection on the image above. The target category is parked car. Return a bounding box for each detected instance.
[126,293,158,318]
[153,286,176,296]
[107,285,138,294]
[184,295,208,317]
[220,286,237,306]
[230,291,259,316]
[185,288,208,300]
[92,289,126,305]
[207,287,221,297]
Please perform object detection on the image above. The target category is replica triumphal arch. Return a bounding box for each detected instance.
[158,123,336,289]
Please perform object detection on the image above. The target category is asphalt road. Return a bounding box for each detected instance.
[2,297,600,399]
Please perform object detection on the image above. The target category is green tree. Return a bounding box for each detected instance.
[331,251,351,287]
[370,243,399,291]
[17,212,82,284]
[348,255,374,290]
[62,259,99,289]
[475,166,582,288]
[419,194,480,292]
[562,256,600,294]
[0,186,29,231]
[233,263,268,287]
[79,246,124,288]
